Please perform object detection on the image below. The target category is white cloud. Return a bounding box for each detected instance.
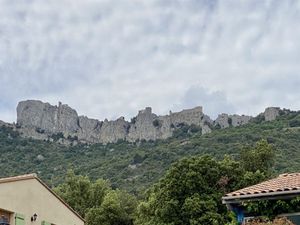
[0,0,300,122]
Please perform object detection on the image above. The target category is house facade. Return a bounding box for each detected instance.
[0,174,84,225]
[222,173,300,224]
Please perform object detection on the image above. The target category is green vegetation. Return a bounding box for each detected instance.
[1,111,300,224]
[55,140,274,225]
[135,154,266,225]
[54,170,137,225]
[0,111,300,195]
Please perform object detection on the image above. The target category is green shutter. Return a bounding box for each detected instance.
[41,221,51,225]
[15,214,25,225]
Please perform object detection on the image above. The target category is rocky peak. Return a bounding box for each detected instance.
[264,107,280,121]
[214,113,252,129]
[13,99,284,144]
[17,100,79,134]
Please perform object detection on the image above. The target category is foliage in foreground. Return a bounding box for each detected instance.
[55,140,274,225]
[135,140,274,225]
[244,197,300,220]
[54,170,137,225]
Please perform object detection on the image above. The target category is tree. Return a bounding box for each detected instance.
[54,170,137,225]
[54,170,95,217]
[136,140,275,225]
[136,155,246,225]
[240,139,275,175]
[86,190,137,225]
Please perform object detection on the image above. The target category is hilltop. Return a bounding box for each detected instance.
[0,103,300,193]
[6,99,283,145]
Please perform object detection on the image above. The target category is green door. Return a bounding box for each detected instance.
[15,214,25,225]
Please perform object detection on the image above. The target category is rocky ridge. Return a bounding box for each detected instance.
[11,100,282,144]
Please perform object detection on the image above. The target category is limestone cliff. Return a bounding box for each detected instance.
[14,100,282,144]
[215,114,252,128]
[16,100,209,144]
[17,100,79,134]
[264,107,281,121]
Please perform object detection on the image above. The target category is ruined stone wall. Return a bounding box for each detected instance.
[16,101,210,143]
[214,113,252,128]
[15,100,280,144]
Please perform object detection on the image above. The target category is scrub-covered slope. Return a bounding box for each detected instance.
[0,109,300,193]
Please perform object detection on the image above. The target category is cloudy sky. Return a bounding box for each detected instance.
[1,0,300,122]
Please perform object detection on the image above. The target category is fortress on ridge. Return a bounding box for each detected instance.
[14,100,281,144]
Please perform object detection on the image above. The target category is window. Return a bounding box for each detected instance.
[0,209,11,225]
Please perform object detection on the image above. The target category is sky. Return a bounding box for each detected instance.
[1,0,300,122]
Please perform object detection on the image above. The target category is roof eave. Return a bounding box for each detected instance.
[222,190,300,204]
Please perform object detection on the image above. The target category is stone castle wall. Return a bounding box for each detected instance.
[15,100,281,144]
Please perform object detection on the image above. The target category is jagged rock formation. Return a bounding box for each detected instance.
[264,107,280,121]
[16,100,208,144]
[13,100,282,144]
[214,114,252,128]
[0,120,9,127]
[17,100,79,134]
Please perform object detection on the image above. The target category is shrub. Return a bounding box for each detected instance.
[152,119,162,128]
[289,119,300,127]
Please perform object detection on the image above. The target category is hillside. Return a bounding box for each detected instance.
[1,110,300,194]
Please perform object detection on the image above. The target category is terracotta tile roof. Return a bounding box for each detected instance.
[223,173,300,200]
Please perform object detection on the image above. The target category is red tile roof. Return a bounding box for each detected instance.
[223,173,300,201]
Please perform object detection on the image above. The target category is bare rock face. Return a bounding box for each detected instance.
[201,124,212,134]
[230,115,252,127]
[100,117,129,143]
[169,106,203,126]
[215,114,252,128]
[77,116,101,143]
[264,107,280,121]
[127,107,160,141]
[0,120,11,127]
[15,100,255,144]
[17,100,49,129]
[17,100,79,134]
[215,114,230,128]
[56,102,79,133]
[200,115,213,134]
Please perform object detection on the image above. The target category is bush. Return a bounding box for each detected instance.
[152,119,162,128]
[51,132,64,141]
[289,119,300,127]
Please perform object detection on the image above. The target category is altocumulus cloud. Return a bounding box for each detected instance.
[0,0,300,122]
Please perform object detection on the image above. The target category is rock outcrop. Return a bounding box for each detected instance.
[264,107,280,121]
[13,100,281,144]
[0,120,11,127]
[17,100,79,134]
[214,114,252,128]
[16,100,210,144]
